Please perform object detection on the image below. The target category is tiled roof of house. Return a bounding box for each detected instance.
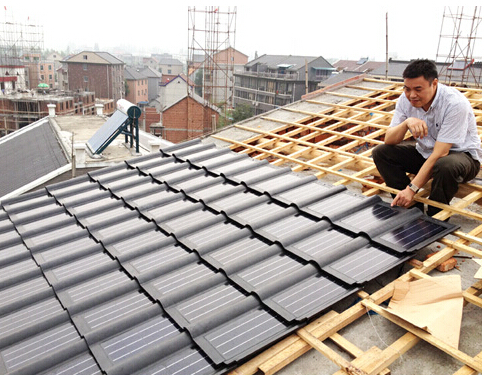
[0,138,456,375]
[0,118,69,200]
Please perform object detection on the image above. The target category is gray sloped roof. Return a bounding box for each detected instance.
[0,118,69,200]
[124,67,147,80]
[246,54,332,71]
[0,139,456,374]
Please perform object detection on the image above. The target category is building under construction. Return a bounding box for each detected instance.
[436,6,482,87]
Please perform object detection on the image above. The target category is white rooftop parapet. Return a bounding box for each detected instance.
[47,104,56,117]
[95,104,104,116]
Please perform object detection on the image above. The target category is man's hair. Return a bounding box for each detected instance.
[402,59,438,83]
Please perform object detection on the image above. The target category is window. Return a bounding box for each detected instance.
[41,75,44,80]
[84,76,88,82]
[83,64,87,71]
[49,75,52,80]
[40,65,44,71]
[48,65,52,70]
[168,70,171,74]
[83,55,88,60]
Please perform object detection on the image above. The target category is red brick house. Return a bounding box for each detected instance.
[162,93,219,143]
[62,51,124,102]
[124,67,148,106]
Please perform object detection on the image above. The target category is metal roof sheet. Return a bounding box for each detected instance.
[0,139,457,374]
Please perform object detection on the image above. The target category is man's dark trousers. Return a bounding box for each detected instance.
[372,143,480,217]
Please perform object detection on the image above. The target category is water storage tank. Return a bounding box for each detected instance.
[117,99,141,119]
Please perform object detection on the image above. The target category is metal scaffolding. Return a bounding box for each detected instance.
[436,6,482,87]
[188,6,237,109]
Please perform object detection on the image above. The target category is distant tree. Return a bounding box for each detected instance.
[194,69,203,97]
[232,104,254,123]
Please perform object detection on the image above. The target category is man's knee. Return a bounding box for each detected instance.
[371,144,390,163]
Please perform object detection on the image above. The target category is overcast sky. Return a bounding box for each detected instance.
[2,2,482,63]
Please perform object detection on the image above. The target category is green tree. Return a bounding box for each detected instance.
[232,104,254,123]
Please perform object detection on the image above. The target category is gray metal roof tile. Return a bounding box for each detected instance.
[0,258,42,289]
[0,297,68,350]
[57,270,138,314]
[131,346,217,375]
[38,353,102,375]
[0,137,458,374]
[188,182,245,203]
[0,241,30,268]
[44,252,118,290]
[103,229,174,261]
[32,234,102,268]
[274,183,344,207]
[0,276,54,318]
[0,323,88,374]
[209,190,269,215]
[323,244,409,284]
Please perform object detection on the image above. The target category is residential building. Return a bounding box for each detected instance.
[157,74,193,111]
[369,58,482,87]
[0,91,108,135]
[62,51,125,102]
[21,52,42,89]
[124,67,148,106]
[157,56,183,75]
[0,104,169,200]
[139,67,162,102]
[234,54,335,115]
[38,61,56,88]
[210,47,248,107]
[162,92,219,143]
[142,56,160,71]
[0,56,26,92]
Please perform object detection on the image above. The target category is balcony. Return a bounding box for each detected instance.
[236,70,300,80]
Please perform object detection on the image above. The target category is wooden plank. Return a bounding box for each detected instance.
[332,333,420,375]
[297,328,368,375]
[361,299,482,373]
[454,353,482,375]
[211,134,482,221]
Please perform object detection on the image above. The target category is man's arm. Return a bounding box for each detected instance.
[385,117,429,144]
[391,141,452,208]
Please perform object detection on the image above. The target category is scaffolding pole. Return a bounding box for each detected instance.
[435,6,482,87]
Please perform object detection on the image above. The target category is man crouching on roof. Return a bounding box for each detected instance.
[372,59,481,217]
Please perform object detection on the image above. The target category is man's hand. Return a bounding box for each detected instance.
[405,117,428,139]
[391,186,416,208]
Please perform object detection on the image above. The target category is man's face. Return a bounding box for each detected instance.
[403,76,438,111]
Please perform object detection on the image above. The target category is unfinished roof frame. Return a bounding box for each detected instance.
[212,76,482,375]
[213,77,482,223]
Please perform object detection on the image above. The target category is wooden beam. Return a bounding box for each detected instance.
[361,299,482,373]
